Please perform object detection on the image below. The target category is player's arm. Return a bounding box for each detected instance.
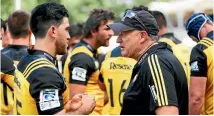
[29,67,95,115]
[69,53,95,98]
[147,54,179,115]
[189,47,207,115]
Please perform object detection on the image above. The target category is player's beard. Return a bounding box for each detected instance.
[55,38,67,55]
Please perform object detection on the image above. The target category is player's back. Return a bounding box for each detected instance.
[100,46,136,114]
[1,45,28,114]
[0,53,15,115]
[13,50,63,114]
[159,38,191,87]
[1,45,28,64]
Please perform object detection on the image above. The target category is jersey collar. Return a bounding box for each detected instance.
[28,49,57,64]
[80,40,97,55]
[206,31,213,40]
[136,42,169,67]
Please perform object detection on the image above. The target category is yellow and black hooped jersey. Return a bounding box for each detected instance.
[121,43,188,115]
[190,31,213,115]
[159,33,191,87]
[63,40,104,115]
[0,53,15,114]
[99,46,136,115]
[13,49,68,115]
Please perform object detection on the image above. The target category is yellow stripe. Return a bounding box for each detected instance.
[203,38,213,45]
[151,54,165,106]
[199,41,210,47]
[23,58,55,77]
[155,55,168,105]
[23,60,51,76]
[25,64,56,78]
[148,55,161,106]
[22,58,49,75]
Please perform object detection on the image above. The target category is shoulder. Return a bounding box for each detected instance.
[1,53,15,75]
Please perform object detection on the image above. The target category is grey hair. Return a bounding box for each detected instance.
[150,35,159,41]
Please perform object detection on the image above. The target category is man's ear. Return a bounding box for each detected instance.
[90,28,97,37]
[48,26,57,39]
[139,31,148,44]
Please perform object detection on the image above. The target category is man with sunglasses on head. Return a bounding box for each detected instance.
[185,13,213,115]
[108,6,188,115]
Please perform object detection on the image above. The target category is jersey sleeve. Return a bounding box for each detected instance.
[68,53,96,85]
[29,67,66,115]
[190,45,207,77]
[146,54,178,112]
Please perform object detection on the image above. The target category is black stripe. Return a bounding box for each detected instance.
[201,40,212,46]
[1,80,13,91]
[203,38,213,45]
[3,82,8,105]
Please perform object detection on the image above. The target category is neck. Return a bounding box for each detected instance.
[135,41,158,61]
[158,27,168,36]
[11,37,30,46]
[83,37,99,50]
[34,38,56,57]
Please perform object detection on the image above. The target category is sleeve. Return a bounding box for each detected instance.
[190,45,207,77]
[29,67,66,115]
[99,62,104,83]
[146,54,178,112]
[68,53,96,85]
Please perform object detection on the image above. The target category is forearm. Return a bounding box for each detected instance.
[189,96,204,114]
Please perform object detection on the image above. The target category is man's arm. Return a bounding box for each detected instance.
[188,45,207,114]
[189,76,207,115]
[69,53,95,98]
[147,54,180,114]
[155,106,178,115]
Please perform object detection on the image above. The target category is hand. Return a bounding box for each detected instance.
[78,93,96,115]
[65,94,82,112]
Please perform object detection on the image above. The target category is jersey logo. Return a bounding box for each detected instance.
[72,67,87,81]
[149,85,157,103]
[39,89,60,111]
[191,61,199,71]
[110,62,133,70]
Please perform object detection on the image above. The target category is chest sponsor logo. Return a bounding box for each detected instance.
[110,62,132,70]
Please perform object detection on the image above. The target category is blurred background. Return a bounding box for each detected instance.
[0,0,213,51]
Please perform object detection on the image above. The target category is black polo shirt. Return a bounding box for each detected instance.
[121,43,188,115]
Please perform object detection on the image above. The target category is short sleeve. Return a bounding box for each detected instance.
[147,54,178,112]
[29,67,66,115]
[68,53,96,85]
[190,45,207,77]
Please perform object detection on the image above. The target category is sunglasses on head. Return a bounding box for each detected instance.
[122,10,149,33]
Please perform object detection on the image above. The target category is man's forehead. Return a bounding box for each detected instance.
[61,17,69,25]
[100,20,114,27]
